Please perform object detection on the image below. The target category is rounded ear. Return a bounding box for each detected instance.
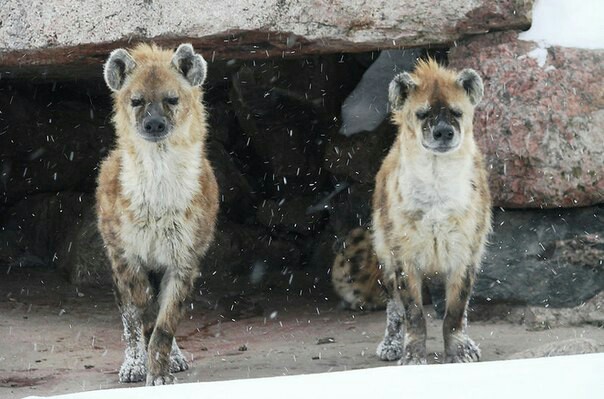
[389,72,417,110]
[103,48,136,92]
[171,43,207,87]
[457,69,484,106]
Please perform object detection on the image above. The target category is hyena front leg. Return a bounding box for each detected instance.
[111,256,154,383]
[396,268,427,365]
[376,299,405,361]
[146,269,195,386]
[443,266,480,363]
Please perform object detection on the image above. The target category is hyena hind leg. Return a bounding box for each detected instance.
[376,300,405,361]
[443,267,480,363]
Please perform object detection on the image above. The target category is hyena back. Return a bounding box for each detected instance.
[372,59,491,365]
[97,43,219,385]
[331,227,387,310]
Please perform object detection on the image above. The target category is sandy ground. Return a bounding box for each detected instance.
[1,267,603,399]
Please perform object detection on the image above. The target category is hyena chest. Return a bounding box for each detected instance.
[395,183,475,274]
[122,209,195,268]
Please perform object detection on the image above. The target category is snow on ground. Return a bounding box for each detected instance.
[519,0,604,49]
[23,354,604,399]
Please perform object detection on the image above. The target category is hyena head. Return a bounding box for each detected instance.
[103,43,207,143]
[389,59,483,155]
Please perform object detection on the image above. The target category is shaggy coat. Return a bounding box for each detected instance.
[97,43,218,385]
[372,60,491,364]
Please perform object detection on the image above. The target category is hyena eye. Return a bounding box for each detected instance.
[451,109,463,118]
[165,97,179,106]
[130,98,144,107]
[416,110,429,120]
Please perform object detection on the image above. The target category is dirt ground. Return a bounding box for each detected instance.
[1,267,603,399]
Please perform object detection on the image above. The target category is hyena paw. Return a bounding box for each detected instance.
[118,356,147,383]
[445,335,481,363]
[376,337,404,361]
[146,372,176,386]
[398,351,428,366]
[169,351,189,373]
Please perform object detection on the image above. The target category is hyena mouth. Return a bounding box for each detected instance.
[138,131,171,143]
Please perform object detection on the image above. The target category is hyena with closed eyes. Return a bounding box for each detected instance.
[372,59,491,365]
[97,43,218,385]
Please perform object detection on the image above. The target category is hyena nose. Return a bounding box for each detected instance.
[433,126,454,142]
[144,117,167,134]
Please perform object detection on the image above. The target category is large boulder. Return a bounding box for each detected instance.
[448,31,604,208]
[474,206,604,307]
[0,1,533,78]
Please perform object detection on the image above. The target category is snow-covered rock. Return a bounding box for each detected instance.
[449,31,604,208]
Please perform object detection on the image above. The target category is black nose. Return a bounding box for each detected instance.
[433,126,454,142]
[143,117,166,134]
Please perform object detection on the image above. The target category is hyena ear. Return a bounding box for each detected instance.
[457,69,484,106]
[388,72,417,110]
[103,49,136,92]
[171,43,207,87]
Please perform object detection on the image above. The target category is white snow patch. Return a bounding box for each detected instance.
[519,0,604,49]
[22,353,604,399]
[526,46,548,67]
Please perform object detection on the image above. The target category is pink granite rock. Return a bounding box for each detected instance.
[449,32,604,208]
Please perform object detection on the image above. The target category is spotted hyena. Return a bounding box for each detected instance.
[331,227,387,310]
[372,59,491,365]
[97,43,219,385]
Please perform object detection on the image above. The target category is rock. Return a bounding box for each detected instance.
[0,1,533,78]
[324,120,397,185]
[524,292,604,330]
[204,219,302,284]
[339,49,422,136]
[56,203,111,286]
[328,182,375,237]
[206,140,255,220]
[0,81,113,208]
[1,192,92,268]
[448,31,604,208]
[508,338,601,360]
[256,197,327,236]
[474,206,604,307]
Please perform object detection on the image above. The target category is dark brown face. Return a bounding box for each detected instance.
[130,91,180,143]
[415,100,464,154]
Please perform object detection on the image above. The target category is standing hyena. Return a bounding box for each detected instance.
[372,59,491,365]
[97,43,219,385]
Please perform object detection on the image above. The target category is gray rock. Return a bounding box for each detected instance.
[339,49,421,136]
[474,206,604,307]
[0,0,533,78]
[508,338,601,360]
[524,292,604,330]
[256,197,326,236]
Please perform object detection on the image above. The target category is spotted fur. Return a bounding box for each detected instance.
[373,59,491,365]
[97,43,219,385]
[331,228,387,310]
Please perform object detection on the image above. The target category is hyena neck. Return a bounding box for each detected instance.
[397,139,476,210]
[119,135,203,212]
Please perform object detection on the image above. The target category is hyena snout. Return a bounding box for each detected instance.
[143,116,167,135]
[432,122,455,143]
[425,121,459,153]
[140,102,171,142]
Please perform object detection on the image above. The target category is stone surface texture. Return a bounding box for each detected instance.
[0,0,533,76]
[449,31,604,208]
